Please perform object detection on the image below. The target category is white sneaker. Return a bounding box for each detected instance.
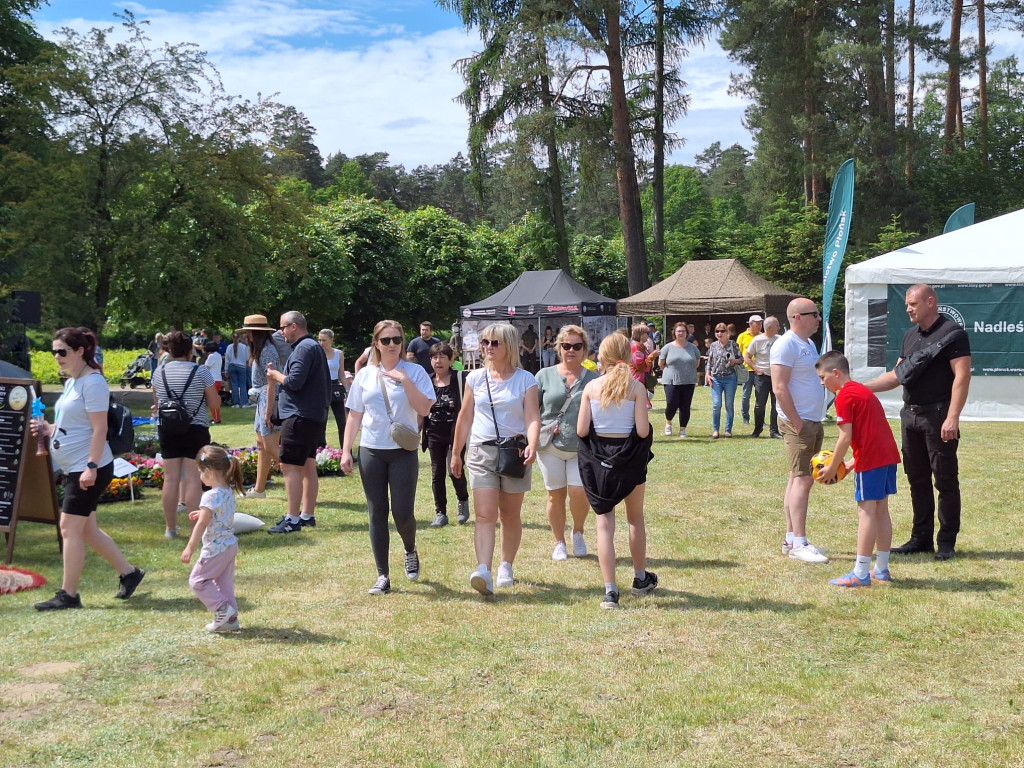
[176,501,186,513]
[678,429,687,439]
[664,423,673,436]
[552,541,568,561]
[572,530,587,557]
[789,543,829,563]
[245,488,266,499]
[206,607,239,632]
[496,561,514,588]
[470,567,493,596]
[782,540,793,555]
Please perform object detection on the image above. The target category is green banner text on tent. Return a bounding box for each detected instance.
[886,284,1024,376]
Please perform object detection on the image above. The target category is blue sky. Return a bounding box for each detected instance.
[30,0,754,169]
[30,2,1023,172]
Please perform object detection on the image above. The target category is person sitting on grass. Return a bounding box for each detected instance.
[815,351,901,587]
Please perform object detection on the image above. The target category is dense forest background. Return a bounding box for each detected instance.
[2,0,1023,358]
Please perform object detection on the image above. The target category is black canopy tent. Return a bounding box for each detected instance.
[460,270,618,367]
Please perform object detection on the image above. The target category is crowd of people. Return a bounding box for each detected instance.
[29,287,971,626]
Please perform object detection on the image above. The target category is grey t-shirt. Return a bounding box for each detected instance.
[51,370,114,473]
[658,342,700,385]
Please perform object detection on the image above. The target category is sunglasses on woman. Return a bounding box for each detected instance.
[480,339,502,348]
[559,342,584,351]
[377,336,403,346]
[52,348,70,357]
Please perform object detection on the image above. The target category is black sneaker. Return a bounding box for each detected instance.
[299,515,317,528]
[631,570,659,596]
[456,499,470,525]
[600,590,619,609]
[368,575,391,595]
[405,550,420,581]
[35,589,82,611]
[268,516,303,534]
[115,567,145,599]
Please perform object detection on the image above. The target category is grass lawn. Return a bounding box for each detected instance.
[3,386,1024,767]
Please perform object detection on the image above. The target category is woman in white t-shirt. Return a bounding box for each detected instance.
[224,334,250,407]
[341,321,435,596]
[31,327,145,611]
[318,328,347,447]
[203,341,223,424]
[451,322,540,596]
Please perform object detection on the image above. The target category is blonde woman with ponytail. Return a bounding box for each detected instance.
[577,333,656,610]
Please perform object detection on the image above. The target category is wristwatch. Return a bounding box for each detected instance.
[86,461,98,469]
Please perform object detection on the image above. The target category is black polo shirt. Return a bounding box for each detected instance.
[899,315,971,405]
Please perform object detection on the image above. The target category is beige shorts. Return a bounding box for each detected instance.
[779,419,823,476]
[535,445,582,490]
[466,443,533,494]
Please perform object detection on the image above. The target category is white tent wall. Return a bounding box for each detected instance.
[844,208,1024,422]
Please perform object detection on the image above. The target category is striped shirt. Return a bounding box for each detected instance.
[154,360,215,427]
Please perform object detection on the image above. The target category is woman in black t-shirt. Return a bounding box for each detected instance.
[423,342,470,527]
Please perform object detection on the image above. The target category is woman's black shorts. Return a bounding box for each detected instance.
[63,462,115,517]
[158,424,211,460]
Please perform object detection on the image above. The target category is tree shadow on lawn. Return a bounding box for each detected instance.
[891,577,1011,592]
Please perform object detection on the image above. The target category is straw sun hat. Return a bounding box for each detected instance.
[235,314,275,333]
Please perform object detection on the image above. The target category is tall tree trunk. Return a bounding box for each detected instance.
[884,0,896,130]
[905,0,916,182]
[977,0,988,165]
[539,70,571,274]
[943,0,964,154]
[605,3,650,293]
[801,5,822,206]
[651,0,665,278]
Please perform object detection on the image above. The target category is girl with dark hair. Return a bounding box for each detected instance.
[423,341,469,528]
[32,327,145,611]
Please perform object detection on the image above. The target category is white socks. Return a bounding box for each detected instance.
[853,555,872,579]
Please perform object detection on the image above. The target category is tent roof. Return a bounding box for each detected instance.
[461,269,616,319]
[617,258,799,316]
[0,361,33,379]
[846,207,1024,284]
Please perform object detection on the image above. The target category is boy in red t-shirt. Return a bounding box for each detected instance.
[815,351,901,587]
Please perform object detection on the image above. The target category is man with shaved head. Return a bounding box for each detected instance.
[867,284,971,560]
[771,298,828,564]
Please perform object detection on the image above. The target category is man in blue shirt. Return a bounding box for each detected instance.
[407,321,442,374]
[265,311,331,534]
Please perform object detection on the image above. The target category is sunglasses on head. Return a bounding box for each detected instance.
[480,339,502,348]
[378,336,403,346]
[560,342,584,351]
[52,348,70,357]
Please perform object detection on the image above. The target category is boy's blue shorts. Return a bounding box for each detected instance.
[854,464,898,502]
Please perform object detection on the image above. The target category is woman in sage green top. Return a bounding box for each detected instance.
[535,324,598,562]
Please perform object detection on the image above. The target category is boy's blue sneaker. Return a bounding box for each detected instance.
[869,569,892,583]
[829,571,871,588]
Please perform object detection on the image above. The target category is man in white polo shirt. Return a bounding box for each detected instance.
[771,298,828,564]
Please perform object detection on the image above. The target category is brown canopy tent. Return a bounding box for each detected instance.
[617,259,799,319]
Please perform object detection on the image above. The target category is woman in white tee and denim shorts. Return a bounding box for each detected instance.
[451,322,540,596]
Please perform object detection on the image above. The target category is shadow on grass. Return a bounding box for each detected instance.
[892,577,1011,592]
[953,550,1024,562]
[220,626,346,644]
[654,588,813,614]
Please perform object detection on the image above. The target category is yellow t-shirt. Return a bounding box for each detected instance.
[737,329,757,371]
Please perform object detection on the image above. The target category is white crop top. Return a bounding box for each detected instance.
[589,382,638,434]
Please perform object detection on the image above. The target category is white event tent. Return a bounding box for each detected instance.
[844,207,1024,421]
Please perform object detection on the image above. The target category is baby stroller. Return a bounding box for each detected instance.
[119,352,153,389]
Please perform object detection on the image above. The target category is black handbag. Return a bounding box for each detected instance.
[331,383,346,404]
[484,372,527,478]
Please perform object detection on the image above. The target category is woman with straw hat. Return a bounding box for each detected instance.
[236,314,283,498]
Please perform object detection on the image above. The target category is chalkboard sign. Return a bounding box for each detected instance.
[0,377,60,563]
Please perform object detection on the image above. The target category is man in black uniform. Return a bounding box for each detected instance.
[866,284,971,560]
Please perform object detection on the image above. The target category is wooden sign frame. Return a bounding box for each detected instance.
[0,377,61,564]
